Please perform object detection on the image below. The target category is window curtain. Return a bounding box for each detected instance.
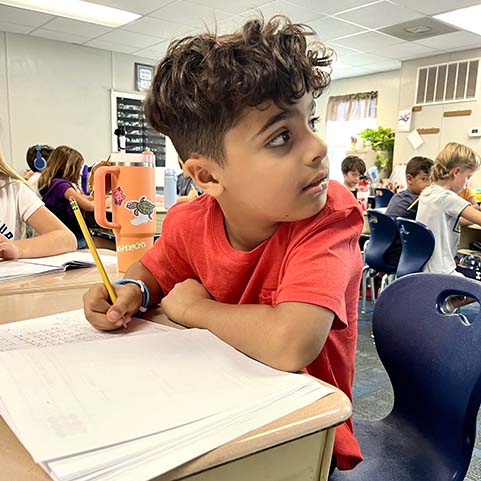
[327,91,378,121]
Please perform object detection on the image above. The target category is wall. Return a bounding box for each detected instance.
[316,69,401,138]
[0,31,180,175]
[394,47,481,187]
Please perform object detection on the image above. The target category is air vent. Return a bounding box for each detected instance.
[415,59,479,105]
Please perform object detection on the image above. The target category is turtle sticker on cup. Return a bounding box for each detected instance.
[125,196,155,225]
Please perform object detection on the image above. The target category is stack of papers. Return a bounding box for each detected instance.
[0,252,117,281]
[0,310,334,481]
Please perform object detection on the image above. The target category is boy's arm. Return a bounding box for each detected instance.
[161,279,334,372]
[83,260,163,330]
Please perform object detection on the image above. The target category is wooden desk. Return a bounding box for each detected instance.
[460,224,481,250]
[1,290,351,481]
[0,250,121,297]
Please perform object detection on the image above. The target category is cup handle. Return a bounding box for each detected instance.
[94,166,120,230]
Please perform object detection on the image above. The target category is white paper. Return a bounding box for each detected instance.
[407,129,424,149]
[0,313,331,463]
[397,108,412,132]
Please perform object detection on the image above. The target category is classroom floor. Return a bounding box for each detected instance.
[353,299,481,481]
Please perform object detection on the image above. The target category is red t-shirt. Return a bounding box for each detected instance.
[142,180,363,469]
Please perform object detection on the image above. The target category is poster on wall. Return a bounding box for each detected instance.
[135,63,154,92]
[397,108,412,132]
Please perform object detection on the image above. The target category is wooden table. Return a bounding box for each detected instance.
[1,289,352,481]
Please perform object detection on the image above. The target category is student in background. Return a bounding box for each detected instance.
[83,16,363,474]
[39,145,94,249]
[0,149,76,259]
[341,155,366,197]
[25,144,54,197]
[417,142,481,276]
[382,156,433,266]
[385,156,433,220]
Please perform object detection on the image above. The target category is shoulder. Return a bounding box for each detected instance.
[288,180,363,237]
[162,195,214,234]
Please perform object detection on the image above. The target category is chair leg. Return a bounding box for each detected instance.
[361,265,370,314]
[370,270,376,304]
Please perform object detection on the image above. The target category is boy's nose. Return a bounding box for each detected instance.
[305,133,328,165]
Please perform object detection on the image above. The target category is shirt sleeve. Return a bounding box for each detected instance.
[441,190,470,218]
[17,182,44,223]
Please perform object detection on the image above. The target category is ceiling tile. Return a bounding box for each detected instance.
[285,0,375,16]
[149,0,232,25]
[390,0,481,16]
[93,29,161,48]
[122,15,191,39]
[372,41,438,60]
[362,60,402,71]
[35,17,112,37]
[341,52,392,66]
[0,4,53,27]
[133,42,169,60]
[336,1,421,29]
[0,20,33,34]
[30,29,92,45]
[327,43,362,58]
[333,30,402,52]
[332,65,370,78]
[187,0,274,16]
[415,30,481,50]
[243,0,326,24]
[84,39,139,54]
[91,0,176,15]
[309,16,367,41]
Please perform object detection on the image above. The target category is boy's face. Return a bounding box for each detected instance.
[212,93,329,228]
[407,170,431,194]
[343,170,361,190]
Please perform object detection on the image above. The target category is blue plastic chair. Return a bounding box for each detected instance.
[374,188,394,209]
[361,210,399,313]
[395,217,435,278]
[331,273,481,481]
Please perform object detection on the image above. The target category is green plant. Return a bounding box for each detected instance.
[358,126,395,171]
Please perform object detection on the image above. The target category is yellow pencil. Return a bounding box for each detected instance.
[69,197,118,304]
[407,197,420,211]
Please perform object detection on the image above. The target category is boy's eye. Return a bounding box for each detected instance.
[309,116,320,131]
[268,130,290,147]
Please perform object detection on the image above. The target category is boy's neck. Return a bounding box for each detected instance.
[222,212,279,252]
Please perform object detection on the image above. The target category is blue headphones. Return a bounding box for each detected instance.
[34,144,47,171]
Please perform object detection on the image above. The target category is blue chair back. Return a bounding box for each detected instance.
[374,188,394,208]
[373,273,481,478]
[395,217,434,278]
[365,210,399,273]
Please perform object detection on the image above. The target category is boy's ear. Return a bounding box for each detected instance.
[183,155,224,197]
[406,173,414,184]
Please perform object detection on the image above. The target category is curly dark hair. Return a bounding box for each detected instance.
[145,15,333,165]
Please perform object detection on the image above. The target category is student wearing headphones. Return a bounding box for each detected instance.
[0,148,76,260]
[25,144,54,197]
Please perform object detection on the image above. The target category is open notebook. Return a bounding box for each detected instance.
[0,310,334,481]
[0,252,117,281]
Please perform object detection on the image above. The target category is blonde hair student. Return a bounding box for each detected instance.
[83,16,364,473]
[39,145,95,249]
[0,148,76,260]
[417,142,480,276]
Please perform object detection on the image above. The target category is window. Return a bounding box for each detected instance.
[325,92,378,183]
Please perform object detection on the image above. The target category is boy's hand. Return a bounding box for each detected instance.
[161,279,211,326]
[83,283,142,330]
[0,234,21,260]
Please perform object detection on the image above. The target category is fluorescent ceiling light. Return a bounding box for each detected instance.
[0,0,140,28]
[434,5,481,36]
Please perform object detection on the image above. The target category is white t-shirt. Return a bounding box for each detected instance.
[416,184,469,274]
[0,174,44,240]
[27,171,41,198]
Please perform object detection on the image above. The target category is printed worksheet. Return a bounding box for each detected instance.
[0,309,172,352]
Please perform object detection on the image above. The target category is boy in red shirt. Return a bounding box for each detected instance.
[83,16,363,473]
